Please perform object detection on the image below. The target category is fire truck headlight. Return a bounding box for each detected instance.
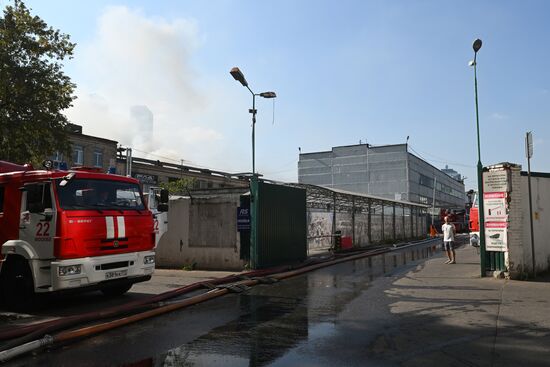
[144,255,155,265]
[58,264,82,276]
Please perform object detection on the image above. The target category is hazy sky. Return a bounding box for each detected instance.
[9,0,550,189]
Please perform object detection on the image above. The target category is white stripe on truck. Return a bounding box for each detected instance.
[105,216,115,239]
[117,216,126,238]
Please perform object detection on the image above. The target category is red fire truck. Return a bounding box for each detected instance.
[0,160,163,308]
[439,208,468,233]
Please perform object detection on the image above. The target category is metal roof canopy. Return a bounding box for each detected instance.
[283,183,429,213]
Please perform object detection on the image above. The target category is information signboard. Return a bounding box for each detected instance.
[485,221,508,251]
[483,170,510,193]
[483,192,507,221]
[237,207,250,231]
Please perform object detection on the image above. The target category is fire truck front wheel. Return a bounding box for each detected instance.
[0,256,35,310]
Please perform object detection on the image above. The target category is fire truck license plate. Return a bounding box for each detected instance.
[105,270,127,279]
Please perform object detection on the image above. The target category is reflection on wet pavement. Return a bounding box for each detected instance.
[153,245,435,367]
[3,244,436,367]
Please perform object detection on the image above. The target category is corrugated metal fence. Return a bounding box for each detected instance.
[250,178,307,269]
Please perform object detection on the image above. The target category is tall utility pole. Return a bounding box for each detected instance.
[230,67,276,175]
[471,38,486,277]
[431,176,437,226]
[126,148,132,177]
[526,131,536,277]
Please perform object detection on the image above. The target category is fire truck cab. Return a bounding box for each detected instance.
[146,187,169,247]
[469,193,480,247]
[0,161,161,308]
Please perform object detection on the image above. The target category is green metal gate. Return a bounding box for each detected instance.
[250,178,307,269]
[485,251,506,272]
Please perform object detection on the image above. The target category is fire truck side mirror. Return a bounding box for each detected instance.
[41,208,54,222]
[157,203,169,212]
[160,189,169,204]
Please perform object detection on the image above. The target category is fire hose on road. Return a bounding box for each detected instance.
[0,238,441,363]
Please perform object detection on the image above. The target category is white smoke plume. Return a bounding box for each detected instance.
[66,6,232,169]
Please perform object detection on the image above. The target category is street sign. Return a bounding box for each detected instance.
[237,207,250,231]
[526,131,533,159]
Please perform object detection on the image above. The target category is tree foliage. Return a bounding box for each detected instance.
[160,178,196,196]
[0,0,76,164]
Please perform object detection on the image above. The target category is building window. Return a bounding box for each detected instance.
[419,174,434,188]
[94,150,103,168]
[73,145,83,165]
[51,151,68,170]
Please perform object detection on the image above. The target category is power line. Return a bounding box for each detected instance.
[408,144,475,169]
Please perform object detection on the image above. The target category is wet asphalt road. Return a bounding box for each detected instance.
[4,242,439,367]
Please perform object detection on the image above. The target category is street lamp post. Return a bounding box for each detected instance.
[470,38,486,277]
[230,67,276,175]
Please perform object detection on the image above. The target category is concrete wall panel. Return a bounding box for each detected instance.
[520,173,550,275]
[156,196,246,271]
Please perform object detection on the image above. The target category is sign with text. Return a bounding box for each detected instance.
[483,170,510,193]
[485,222,508,252]
[237,207,250,231]
[483,192,507,221]
[134,173,158,184]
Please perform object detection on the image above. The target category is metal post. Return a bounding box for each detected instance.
[367,200,372,244]
[526,132,536,277]
[230,68,276,176]
[402,206,406,240]
[249,90,257,174]
[405,144,410,201]
[381,203,385,242]
[126,148,132,177]
[410,206,414,239]
[417,208,420,237]
[332,192,337,247]
[392,204,396,241]
[432,176,437,226]
[352,197,356,246]
[474,52,487,277]
[414,208,420,238]
[250,176,258,269]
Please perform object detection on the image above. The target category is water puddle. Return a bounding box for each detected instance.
[143,242,437,367]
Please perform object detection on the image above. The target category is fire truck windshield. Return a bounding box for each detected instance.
[56,178,145,210]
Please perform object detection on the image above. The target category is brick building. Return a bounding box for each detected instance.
[49,124,118,171]
[49,124,247,192]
